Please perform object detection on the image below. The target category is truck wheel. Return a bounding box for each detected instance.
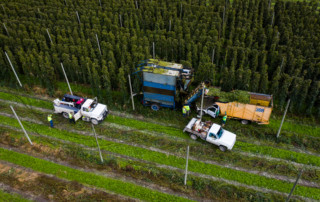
[62,112,69,119]
[91,118,99,125]
[190,134,198,140]
[219,145,227,152]
[241,120,249,125]
[151,104,160,111]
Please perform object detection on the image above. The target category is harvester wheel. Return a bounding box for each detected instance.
[151,104,160,111]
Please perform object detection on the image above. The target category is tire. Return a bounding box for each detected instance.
[62,112,69,119]
[151,104,160,111]
[241,119,249,125]
[219,145,227,152]
[190,134,198,140]
[91,118,99,125]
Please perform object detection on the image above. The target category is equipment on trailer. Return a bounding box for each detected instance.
[53,94,108,125]
[133,59,193,110]
[183,118,236,152]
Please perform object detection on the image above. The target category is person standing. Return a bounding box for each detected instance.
[69,112,75,124]
[182,106,187,117]
[222,112,227,127]
[47,114,53,128]
[185,105,191,117]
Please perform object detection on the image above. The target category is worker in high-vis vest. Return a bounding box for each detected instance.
[222,112,227,127]
[47,114,53,128]
[69,112,75,124]
[185,105,191,117]
[182,107,187,117]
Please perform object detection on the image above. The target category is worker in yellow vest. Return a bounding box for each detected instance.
[185,105,190,117]
[69,112,75,124]
[182,106,187,117]
[222,112,227,127]
[47,114,53,128]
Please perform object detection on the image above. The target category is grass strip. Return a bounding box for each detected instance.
[106,115,320,167]
[1,116,320,199]
[0,147,189,202]
[268,119,320,138]
[0,189,31,202]
[107,115,186,138]
[0,92,52,109]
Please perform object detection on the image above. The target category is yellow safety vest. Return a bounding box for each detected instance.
[223,115,227,121]
[47,116,52,122]
[69,113,73,119]
[185,106,190,111]
[182,108,187,114]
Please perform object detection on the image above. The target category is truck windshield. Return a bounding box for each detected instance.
[217,128,224,138]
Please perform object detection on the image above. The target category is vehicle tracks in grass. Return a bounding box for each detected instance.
[0,144,198,202]
[3,98,320,159]
[1,121,320,192]
[0,160,134,202]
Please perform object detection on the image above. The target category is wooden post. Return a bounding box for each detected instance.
[119,14,122,27]
[135,1,139,9]
[1,5,6,16]
[286,169,303,202]
[271,12,274,26]
[98,0,102,7]
[200,87,205,121]
[46,28,53,44]
[64,0,67,5]
[92,124,104,163]
[153,42,155,59]
[95,33,102,56]
[169,20,171,31]
[10,106,33,145]
[128,74,135,110]
[76,11,81,24]
[184,145,189,185]
[211,48,215,64]
[5,51,22,87]
[180,3,182,19]
[3,23,9,36]
[222,6,226,24]
[277,99,290,138]
[280,57,284,72]
[61,63,73,95]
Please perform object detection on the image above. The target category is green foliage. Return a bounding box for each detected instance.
[0,189,30,202]
[1,115,320,199]
[0,148,188,202]
[207,87,250,103]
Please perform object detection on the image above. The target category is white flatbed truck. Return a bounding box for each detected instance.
[183,118,236,151]
[53,94,108,125]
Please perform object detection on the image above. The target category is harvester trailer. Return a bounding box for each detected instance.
[53,94,108,125]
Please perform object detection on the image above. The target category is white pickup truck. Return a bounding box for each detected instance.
[183,118,236,151]
[53,94,108,125]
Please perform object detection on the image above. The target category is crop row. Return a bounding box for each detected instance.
[1,115,319,199]
[2,89,320,156]
[106,115,320,167]
[1,126,290,201]
[1,103,319,185]
[0,189,30,202]
[0,147,189,202]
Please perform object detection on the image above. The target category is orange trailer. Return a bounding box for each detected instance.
[216,94,273,125]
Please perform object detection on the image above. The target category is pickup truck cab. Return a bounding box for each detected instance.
[197,103,220,118]
[183,118,236,151]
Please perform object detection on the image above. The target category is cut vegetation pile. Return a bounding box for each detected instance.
[207,87,250,103]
